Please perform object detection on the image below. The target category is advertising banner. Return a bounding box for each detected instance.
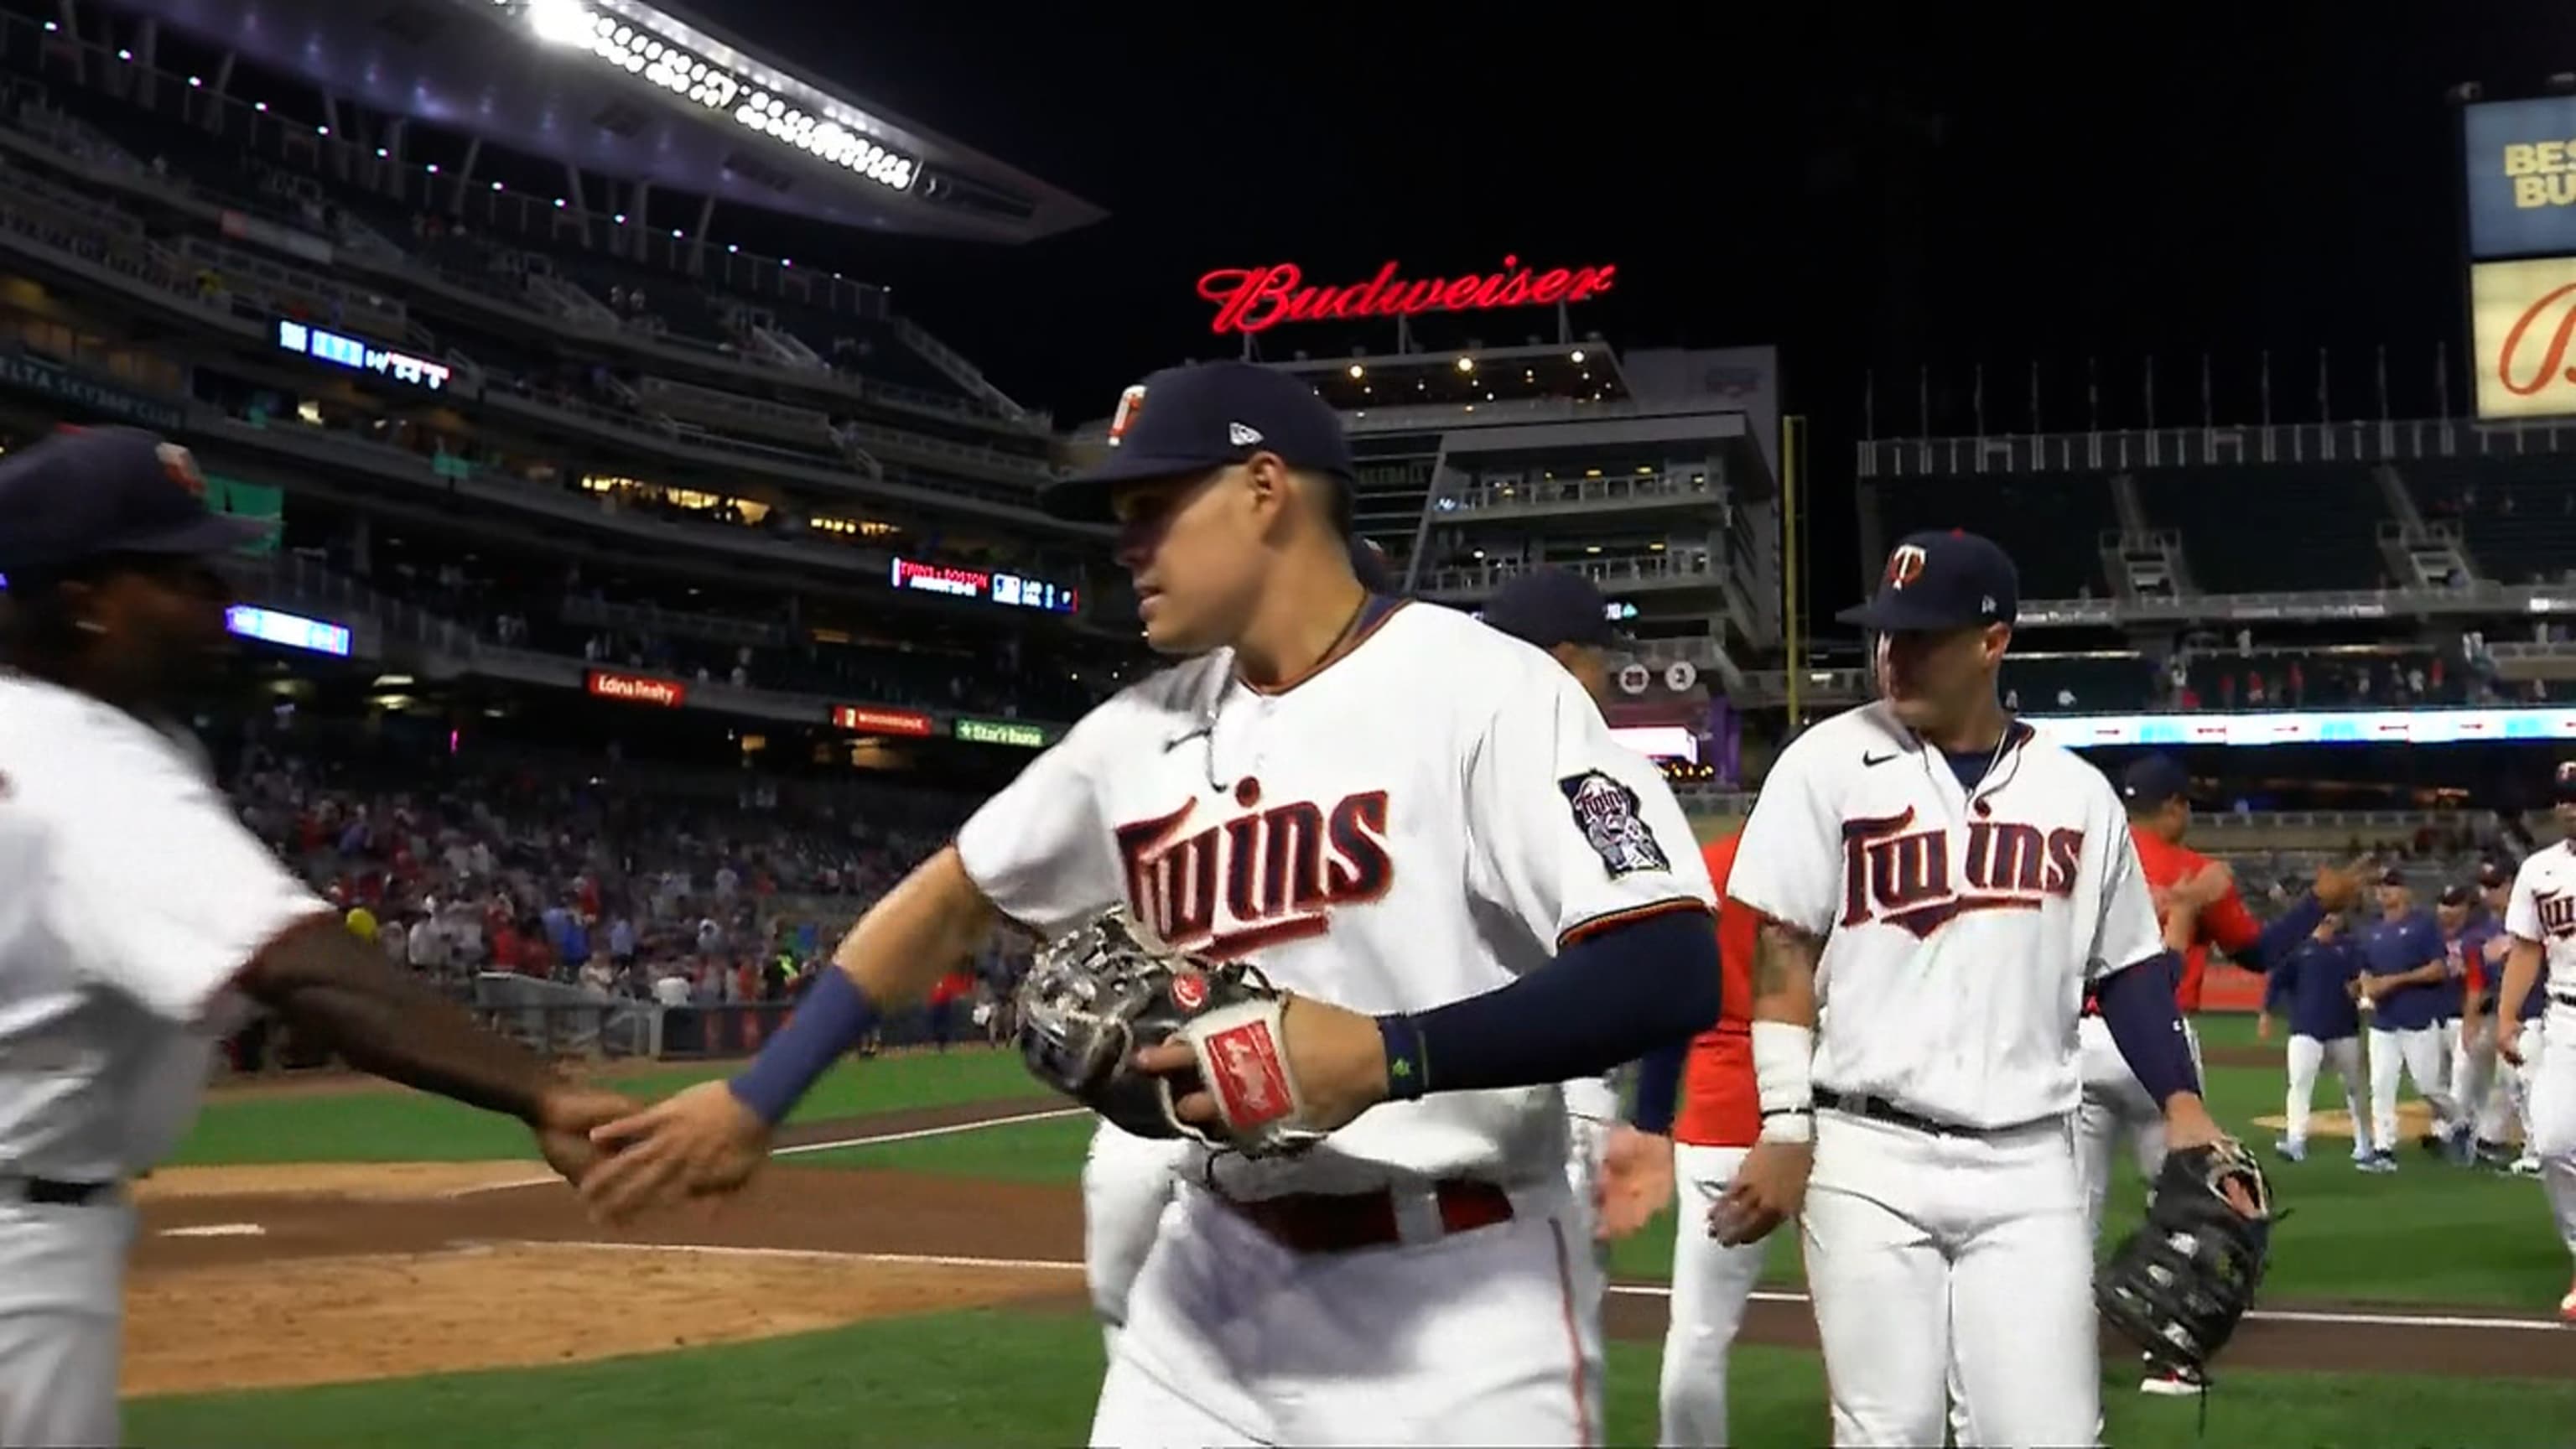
[2463,96,2576,258]
[831,704,934,736]
[2470,256,2576,419]
[586,670,688,708]
[953,716,1056,749]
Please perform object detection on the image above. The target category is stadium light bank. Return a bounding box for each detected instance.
[501,0,919,193]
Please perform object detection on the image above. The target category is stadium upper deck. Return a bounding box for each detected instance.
[63,0,1104,242]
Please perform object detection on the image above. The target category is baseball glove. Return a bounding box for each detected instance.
[1013,906,1327,1158]
[2096,1138,2277,1375]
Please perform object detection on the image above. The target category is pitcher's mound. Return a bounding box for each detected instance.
[2250,1102,2438,1140]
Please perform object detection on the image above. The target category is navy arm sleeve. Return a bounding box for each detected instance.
[1628,1038,1687,1134]
[2096,949,2202,1104]
[1377,908,1719,1100]
[2245,895,2326,974]
[2262,953,2295,1014]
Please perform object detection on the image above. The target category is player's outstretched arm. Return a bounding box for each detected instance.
[579,847,999,1223]
[2494,937,2544,1065]
[1711,915,1819,1246]
[236,921,636,1185]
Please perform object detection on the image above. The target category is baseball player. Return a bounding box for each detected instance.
[2071,754,2358,1398]
[0,426,631,1448]
[2356,870,2472,1167]
[2261,911,2378,1166]
[2490,761,2576,1324]
[579,361,1726,1446]
[2441,882,2513,1163]
[1642,830,1765,1448]
[2482,858,2548,1176]
[1081,532,1403,1355]
[1718,529,2234,1448]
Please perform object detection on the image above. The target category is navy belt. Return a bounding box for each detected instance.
[1814,1088,2043,1141]
[0,1176,117,1207]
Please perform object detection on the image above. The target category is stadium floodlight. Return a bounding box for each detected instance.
[525,0,593,47]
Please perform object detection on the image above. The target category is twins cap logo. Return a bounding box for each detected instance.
[1227,421,1265,448]
[1884,543,1928,589]
[157,441,205,499]
[1105,385,1148,448]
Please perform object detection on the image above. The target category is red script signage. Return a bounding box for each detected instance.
[1195,257,1618,336]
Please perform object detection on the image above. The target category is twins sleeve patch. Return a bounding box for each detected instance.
[1202,1020,1295,1129]
[1559,770,1672,878]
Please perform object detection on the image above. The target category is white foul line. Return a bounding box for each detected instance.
[443,1104,1087,1197]
[522,1242,2573,1335]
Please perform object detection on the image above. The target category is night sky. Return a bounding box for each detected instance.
[712,5,2564,599]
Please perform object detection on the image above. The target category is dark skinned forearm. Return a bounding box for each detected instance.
[236,919,556,1124]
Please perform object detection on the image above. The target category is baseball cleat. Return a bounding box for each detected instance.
[2560,1291,2576,1325]
[2273,1139,2306,1162]
[2511,1154,2542,1177]
[2359,1151,2398,1174]
[2139,1367,2210,1396]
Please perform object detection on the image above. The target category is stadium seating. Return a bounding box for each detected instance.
[2001,654,2160,713]
[1871,476,2116,598]
[2407,456,2576,588]
[2134,467,2390,593]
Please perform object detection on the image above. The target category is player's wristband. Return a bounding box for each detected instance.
[728,967,879,1126]
[1751,1021,1815,1144]
[1375,1015,1430,1102]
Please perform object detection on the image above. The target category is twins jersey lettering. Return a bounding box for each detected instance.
[953,600,1716,1196]
[1726,705,2166,1129]
[2504,845,2576,1010]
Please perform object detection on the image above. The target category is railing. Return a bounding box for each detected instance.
[177,235,407,332]
[478,997,993,1062]
[2015,578,2574,627]
[891,314,1040,427]
[526,268,621,329]
[635,373,836,445]
[1433,469,1718,513]
[0,171,257,333]
[750,323,824,371]
[1420,551,1719,595]
[561,594,787,647]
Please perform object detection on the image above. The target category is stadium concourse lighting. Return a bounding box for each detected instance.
[505,0,917,193]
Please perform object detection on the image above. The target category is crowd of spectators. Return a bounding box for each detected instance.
[215,721,1036,1070]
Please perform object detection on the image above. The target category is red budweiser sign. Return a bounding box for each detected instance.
[1195,256,1618,336]
[586,669,687,709]
[831,704,934,737]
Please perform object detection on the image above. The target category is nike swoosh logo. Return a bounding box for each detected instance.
[1862,751,1898,766]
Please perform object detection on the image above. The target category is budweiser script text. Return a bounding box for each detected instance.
[2496,280,2576,397]
[1195,257,1617,336]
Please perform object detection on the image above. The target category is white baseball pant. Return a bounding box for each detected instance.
[1804,1109,2096,1448]
[1659,1143,1767,1448]
[2283,1033,2372,1156]
[1561,1112,1611,1439]
[2526,1010,2576,1270]
[1089,1178,1600,1447]
[0,1198,132,1448]
[2451,1023,2506,1144]
[1081,1121,1187,1355]
[2502,1017,2541,1151]
[2368,1023,2463,1150]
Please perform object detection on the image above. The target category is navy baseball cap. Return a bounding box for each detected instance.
[0,426,267,577]
[2119,754,2191,809]
[1044,361,1357,526]
[1838,529,2019,632]
[1482,568,1621,651]
[2479,860,2511,890]
[2438,884,2474,908]
[2379,867,2408,888]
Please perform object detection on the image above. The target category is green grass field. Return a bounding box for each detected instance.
[135,1021,2576,1446]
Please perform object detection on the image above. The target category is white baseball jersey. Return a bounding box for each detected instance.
[2503,844,2576,1000]
[1724,703,2164,1130]
[0,676,329,1180]
[955,600,1716,1197]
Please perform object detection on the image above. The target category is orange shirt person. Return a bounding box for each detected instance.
[1649,832,1768,1446]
